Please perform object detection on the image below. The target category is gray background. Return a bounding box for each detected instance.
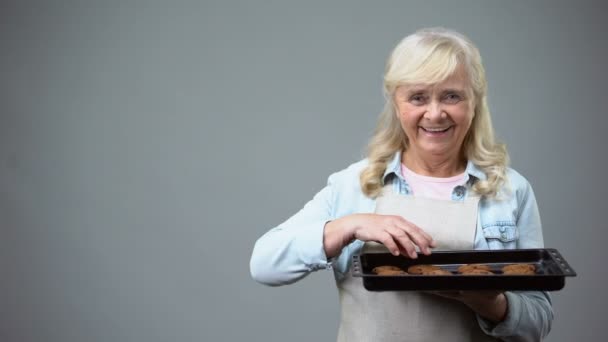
[0,0,606,341]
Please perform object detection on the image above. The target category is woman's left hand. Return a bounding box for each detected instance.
[429,291,508,323]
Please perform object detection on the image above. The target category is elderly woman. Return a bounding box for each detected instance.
[250,27,553,341]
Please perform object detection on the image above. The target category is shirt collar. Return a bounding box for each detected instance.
[464,160,487,181]
[381,151,487,184]
[382,151,404,182]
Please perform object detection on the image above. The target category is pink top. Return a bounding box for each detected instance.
[401,164,466,201]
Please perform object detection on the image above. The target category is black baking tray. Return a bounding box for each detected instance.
[351,248,576,291]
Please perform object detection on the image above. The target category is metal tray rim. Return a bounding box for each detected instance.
[350,248,576,291]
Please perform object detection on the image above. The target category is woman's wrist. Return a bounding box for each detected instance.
[323,217,355,259]
[465,292,508,323]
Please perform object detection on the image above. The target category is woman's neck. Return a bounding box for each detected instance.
[402,149,466,178]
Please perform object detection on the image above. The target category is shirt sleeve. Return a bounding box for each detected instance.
[515,179,544,249]
[477,291,553,341]
[249,173,338,286]
[477,178,554,340]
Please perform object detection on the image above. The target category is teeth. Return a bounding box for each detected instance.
[423,127,449,132]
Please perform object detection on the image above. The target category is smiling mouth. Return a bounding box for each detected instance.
[420,126,452,133]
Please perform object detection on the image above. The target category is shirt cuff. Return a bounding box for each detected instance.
[294,219,335,271]
[477,291,522,337]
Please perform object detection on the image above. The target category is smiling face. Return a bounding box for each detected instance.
[393,67,474,167]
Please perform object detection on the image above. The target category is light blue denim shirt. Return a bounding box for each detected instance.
[250,152,553,341]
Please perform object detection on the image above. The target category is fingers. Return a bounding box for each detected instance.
[351,214,436,258]
[399,218,437,250]
[377,231,401,256]
[386,226,418,258]
[389,216,435,255]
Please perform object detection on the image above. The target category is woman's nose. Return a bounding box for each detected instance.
[425,101,444,120]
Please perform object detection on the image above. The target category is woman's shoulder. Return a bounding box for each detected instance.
[326,158,370,190]
[333,158,369,175]
[505,167,532,187]
[325,158,375,212]
[469,161,533,195]
[502,167,535,200]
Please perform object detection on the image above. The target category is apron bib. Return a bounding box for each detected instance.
[336,184,497,342]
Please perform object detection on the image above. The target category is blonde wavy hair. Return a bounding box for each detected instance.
[360,27,509,198]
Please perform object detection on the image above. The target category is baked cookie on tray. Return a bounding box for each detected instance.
[502,264,536,275]
[457,263,492,274]
[407,264,442,275]
[372,265,408,275]
[460,269,494,275]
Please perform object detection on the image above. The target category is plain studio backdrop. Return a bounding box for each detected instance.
[0,0,606,341]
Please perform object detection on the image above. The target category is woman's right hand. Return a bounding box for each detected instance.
[323,213,437,259]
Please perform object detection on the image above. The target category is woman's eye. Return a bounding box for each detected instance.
[410,95,426,104]
[444,93,462,103]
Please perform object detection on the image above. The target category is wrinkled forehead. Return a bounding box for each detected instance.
[395,66,472,95]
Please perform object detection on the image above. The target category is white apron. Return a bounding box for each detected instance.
[336,185,498,342]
